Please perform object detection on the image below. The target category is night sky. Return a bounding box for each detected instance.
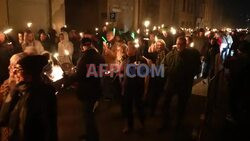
[224,0,250,27]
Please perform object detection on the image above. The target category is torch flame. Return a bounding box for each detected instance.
[3,28,13,34]
[170,27,177,35]
[53,53,59,60]
[64,50,70,56]
[144,20,150,28]
[27,22,32,28]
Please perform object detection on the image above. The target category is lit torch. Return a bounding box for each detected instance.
[144,20,150,28]
[3,28,13,34]
[27,22,32,28]
[170,27,177,35]
[190,42,194,48]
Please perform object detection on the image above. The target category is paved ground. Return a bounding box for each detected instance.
[57,80,209,141]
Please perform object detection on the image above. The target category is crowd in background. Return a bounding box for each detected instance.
[0,24,250,141]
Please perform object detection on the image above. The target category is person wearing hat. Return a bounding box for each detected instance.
[65,37,105,141]
[0,55,57,141]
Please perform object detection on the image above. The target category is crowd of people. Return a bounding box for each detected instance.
[0,24,249,141]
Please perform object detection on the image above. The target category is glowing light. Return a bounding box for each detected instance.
[205,31,211,36]
[170,27,177,35]
[161,24,165,28]
[105,22,109,26]
[3,28,13,34]
[79,32,84,38]
[162,30,166,34]
[226,28,232,33]
[144,20,150,28]
[27,22,32,28]
[49,65,64,82]
[153,26,157,31]
[95,27,99,32]
[63,25,67,28]
[190,42,194,48]
[212,28,218,32]
[64,50,70,56]
[134,38,140,48]
[158,26,161,30]
[53,53,59,60]
[137,29,140,34]
[155,36,158,42]
[113,28,116,35]
[131,32,135,39]
[102,37,107,43]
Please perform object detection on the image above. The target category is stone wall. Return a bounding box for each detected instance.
[8,0,50,32]
[0,0,8,30]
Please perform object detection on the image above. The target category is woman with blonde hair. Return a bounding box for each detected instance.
[0,52,27,141]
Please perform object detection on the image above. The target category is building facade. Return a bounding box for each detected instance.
[0,0,225,33]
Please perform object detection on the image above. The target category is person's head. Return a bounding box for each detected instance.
[126,41,137,57]
[18,55,48,81]
[115,35,122,42]
[0,32,5,43]
[80,37,92,52]
[40,32,47,42]
[9,53,27,81]
[59,33,64,42]
[199,28,205,37]
[18,32,24,43]
[149,33,156,41]
[162,30,169,37]
[155,39,166,52]
[25,30,34,43]
[106,31,115,42]
[185,36,193,45]
[210,38,217,45]
[176,36,187,52]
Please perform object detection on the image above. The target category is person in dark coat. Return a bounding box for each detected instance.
[206,38,220,79]
[0,55,57,141]
[65,37,105,141]
[160,36,201,131]
[121,40,148,133]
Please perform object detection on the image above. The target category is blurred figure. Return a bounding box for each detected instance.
[0,52,27,141]
[69,30,81,65]
[225,41,250,128]
[147,39,168,116]
[162,30,174,51]
[22,30,45,55]
[206,38,220,79]
[65,38,105,141]
[193,28,209,57]
[121,40,147,133]
[160,36,200,132]
[40,32,53,52]
[0,55,57,141]
[17,32,24,45]
[0,33,19,84]
[58,32,74,64]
